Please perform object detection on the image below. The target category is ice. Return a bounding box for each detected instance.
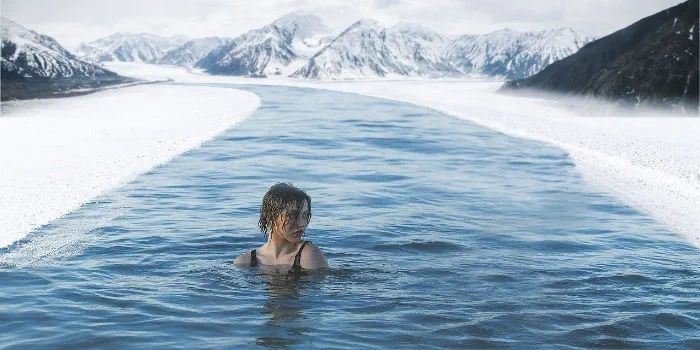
[0,84,260,248]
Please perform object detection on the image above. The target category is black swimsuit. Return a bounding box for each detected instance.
[250,241,311,273]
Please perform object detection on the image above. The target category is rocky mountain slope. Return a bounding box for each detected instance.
[501,0,699,110]
[1,18,132,101]
[2,18,115,79]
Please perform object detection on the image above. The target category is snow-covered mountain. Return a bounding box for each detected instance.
[65,14,590,81]
[1,17,115,79]
[154,37,228,66]
[76,33,188,63]
[196,12,333,76]
[291,20,457,79]
[444,28,592,79]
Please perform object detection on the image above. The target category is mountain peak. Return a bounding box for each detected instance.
[272,10,319,25]
[483,28,520,38]
[389,21,435,33]
[535,27,576,36]
[1,17,23,31]
[291,17,455,80]
[272,11,329,39]
[345,18,382,33]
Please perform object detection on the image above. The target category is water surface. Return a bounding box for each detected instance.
[1,85,699,349]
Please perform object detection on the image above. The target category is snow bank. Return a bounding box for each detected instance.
[106,63,700,247]
[0,84,260,248]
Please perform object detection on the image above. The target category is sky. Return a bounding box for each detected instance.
[1,0,686,50]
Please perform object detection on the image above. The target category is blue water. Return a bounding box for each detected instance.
[1,85,699,349]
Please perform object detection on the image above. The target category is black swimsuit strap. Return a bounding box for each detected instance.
[291,241,311,270]
[250,249,257,267]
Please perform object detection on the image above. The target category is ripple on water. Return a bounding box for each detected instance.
[370,240,464,253]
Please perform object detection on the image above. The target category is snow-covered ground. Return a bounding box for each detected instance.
[107,63,700,248]
[0,84,260,248]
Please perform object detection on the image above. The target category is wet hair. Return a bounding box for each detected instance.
[258,183,312,236]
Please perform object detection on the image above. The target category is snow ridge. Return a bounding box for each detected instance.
[154,37,229,66]
[196,12,334,76]
[291,19,457,79]
[76,33,188,63]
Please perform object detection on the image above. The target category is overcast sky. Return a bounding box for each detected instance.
[2,0,685,50]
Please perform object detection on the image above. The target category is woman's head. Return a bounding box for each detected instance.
[259,183,311,243]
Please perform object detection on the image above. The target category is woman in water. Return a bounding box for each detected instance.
[235,183,328,271]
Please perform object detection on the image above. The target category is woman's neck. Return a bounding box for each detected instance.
[263,232,300,259]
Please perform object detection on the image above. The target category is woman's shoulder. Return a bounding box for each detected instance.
[300,242,328,269]
[234,250,253,265]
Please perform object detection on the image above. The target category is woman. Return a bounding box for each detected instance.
[235,183,328,272]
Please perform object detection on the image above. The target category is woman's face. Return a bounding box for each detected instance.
[274,200,310,243]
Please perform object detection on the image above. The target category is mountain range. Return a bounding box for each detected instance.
[76,12,590,80]
[76,32,189,63]
[3,3,697,109]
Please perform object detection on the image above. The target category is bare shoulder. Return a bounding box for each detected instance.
[300,242,328,269]
[234,251,252,265]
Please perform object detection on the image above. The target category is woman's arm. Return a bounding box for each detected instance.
[300,243,329,269]
[234,251,252,265]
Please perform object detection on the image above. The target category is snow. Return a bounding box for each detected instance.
[106,63,700,248]
[154,37,228,66]
[272,11,331,40]
[292,19,455,79]
[76,33,189,63]
[0,84,260,248]
[443,27,589,80]
[197,12,331,77]
[1,17,110,78]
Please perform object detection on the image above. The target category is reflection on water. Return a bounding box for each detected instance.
[257,270,323,349]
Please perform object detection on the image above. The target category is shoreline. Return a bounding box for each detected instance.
[1,77,173,104]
